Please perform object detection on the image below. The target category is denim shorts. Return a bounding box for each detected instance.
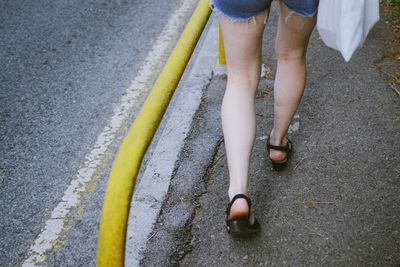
[211,0,319,21]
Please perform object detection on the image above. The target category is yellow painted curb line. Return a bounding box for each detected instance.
[97,1,212,266]
[219,23,226,65]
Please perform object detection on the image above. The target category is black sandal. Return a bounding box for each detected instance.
[226,194,260,236]
[267,135,293,171]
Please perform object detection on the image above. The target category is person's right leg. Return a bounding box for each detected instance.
[269,0,317,162]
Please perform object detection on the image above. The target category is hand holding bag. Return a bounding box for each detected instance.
[317,0,380,62]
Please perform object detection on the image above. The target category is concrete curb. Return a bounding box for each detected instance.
[124,15,219,266]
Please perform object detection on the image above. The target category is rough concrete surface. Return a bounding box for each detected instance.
[125,16,218,266]
[141,3,400,267]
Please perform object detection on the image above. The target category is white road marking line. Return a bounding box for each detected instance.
[22,1,196,266]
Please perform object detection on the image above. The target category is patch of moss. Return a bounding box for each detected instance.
[392,0,400,19]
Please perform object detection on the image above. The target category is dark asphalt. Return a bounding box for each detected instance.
[0,0,190,265]
[141,3,400,267]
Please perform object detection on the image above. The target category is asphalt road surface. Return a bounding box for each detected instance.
[0,0,196,266]
[2,1,399,266]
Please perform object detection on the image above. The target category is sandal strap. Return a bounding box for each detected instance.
[267,143,289,151]
[226,194,252,216]
[267,135,292,152]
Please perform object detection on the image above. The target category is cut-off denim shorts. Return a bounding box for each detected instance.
[211,0,319,21]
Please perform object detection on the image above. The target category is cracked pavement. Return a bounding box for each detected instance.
[140,3,400,266]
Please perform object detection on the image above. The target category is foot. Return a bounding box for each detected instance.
[267,133,291,162]
[226,194,260,236]
[266,133,293,171]
[269,136,288,161]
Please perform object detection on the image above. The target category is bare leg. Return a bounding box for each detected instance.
[220,12,267,218]
[269,1,316,161]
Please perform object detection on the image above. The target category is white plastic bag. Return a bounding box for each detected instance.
[317,0,380,62]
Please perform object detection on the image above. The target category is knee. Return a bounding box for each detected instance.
[228,69,261,92]
[275,45,307,61]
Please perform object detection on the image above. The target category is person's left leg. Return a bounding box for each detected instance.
[219,12,267,218]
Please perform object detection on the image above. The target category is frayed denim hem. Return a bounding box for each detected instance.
[283,9,317,24]
[282,0,319,20]
[284,8,317,21]
[210,2,269,25]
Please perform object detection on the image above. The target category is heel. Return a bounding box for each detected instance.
[226,194,260,237]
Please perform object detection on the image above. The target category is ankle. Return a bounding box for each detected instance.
[270,129,287,146]
[228,188,248,201]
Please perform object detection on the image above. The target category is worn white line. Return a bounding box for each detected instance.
[22,1,197,266]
